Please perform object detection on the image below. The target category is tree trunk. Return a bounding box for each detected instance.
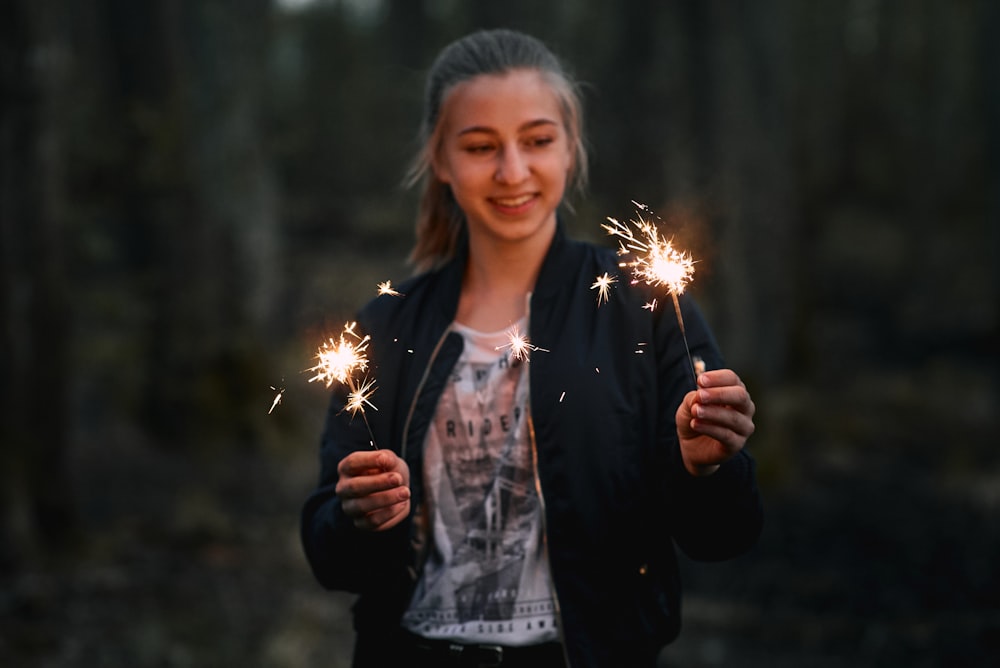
[0,0,75,567]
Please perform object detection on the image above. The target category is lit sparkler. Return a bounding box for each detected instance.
[601,203,695,298]
[496,323,549,362]
[590,272,617,306]
[603,202,699,384]
[307,321,378,447]
[307,322,371,388]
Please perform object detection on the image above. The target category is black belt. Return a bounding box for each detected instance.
[402,630,565,667]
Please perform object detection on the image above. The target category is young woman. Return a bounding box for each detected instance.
[301,28,762,668]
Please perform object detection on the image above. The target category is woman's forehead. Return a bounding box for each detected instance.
[439,69,563,131]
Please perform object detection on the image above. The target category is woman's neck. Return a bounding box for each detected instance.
[455,234,548,331]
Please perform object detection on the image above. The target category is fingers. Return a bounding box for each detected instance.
[695,370,755,418]
[346,494,411,532]
[685,368,756,450]
[692,394,755,430]
[338,449,407,479]
[338,475,411,531]
[688,412,755,450]
[337,449,411,531]
[364,506,410,532]
[336,472,409,501]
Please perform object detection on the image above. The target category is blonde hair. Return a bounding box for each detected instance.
[405,29,589,273]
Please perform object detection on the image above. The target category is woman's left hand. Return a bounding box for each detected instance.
[675,368,756,476]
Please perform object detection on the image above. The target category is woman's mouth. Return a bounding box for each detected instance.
[491,193,536,213]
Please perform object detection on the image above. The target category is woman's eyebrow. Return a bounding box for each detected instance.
[456,125,495,136]
[519,118,559,131]
[456,118,559,136]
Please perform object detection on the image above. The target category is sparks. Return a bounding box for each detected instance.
[604,202,700,386]
[590,272,617,306]
[377,280,403,297]
[602,204,695,301]
[268,385,285,414]
[496,323,549,362]
[344,376,379,417]
[307,322,371,388]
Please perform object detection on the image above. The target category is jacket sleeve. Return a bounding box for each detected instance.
[298,308,413,592]
[299,382,411,592]
[658,294,764,561]
[668,448,763,561]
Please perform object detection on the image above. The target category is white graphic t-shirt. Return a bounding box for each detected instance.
[401,318,558,646]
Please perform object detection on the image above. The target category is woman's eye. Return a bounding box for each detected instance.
[526,136,554,149]
[464,144,494,155]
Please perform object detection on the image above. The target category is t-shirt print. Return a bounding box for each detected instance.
[402,319,558,646]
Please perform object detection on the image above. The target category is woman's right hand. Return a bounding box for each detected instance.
[336,449,411,531]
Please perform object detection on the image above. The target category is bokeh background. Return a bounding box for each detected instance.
[2,1,997,666]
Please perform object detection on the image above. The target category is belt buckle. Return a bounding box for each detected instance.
[476,644,504,667]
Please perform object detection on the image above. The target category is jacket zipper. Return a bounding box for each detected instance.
[400,325,453,460]
[397,324,455,594]
[526,410,572,667]
[525,292,572,668]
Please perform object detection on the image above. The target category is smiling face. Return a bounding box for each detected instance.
[432,69,574,255]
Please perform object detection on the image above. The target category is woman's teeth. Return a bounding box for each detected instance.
[494,194,533,207]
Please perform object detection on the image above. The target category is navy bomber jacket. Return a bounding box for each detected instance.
[301,223,763,667]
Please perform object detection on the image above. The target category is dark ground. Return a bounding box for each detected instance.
[1,361,997,668]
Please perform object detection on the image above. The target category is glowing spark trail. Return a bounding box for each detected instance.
[590,272,617,306]
[603,202,699,385]
[377,280,403,297]
[268,385,285,414]
[496,324,549,362]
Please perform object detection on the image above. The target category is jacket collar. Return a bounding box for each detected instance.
[433,217,573,316]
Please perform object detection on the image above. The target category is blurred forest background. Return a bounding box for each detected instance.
[1,0,997,666]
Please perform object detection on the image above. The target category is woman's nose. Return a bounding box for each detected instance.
[495,146,529,184]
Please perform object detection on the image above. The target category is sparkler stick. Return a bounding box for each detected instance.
[669,291,698,386]
[602,202,699,385]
